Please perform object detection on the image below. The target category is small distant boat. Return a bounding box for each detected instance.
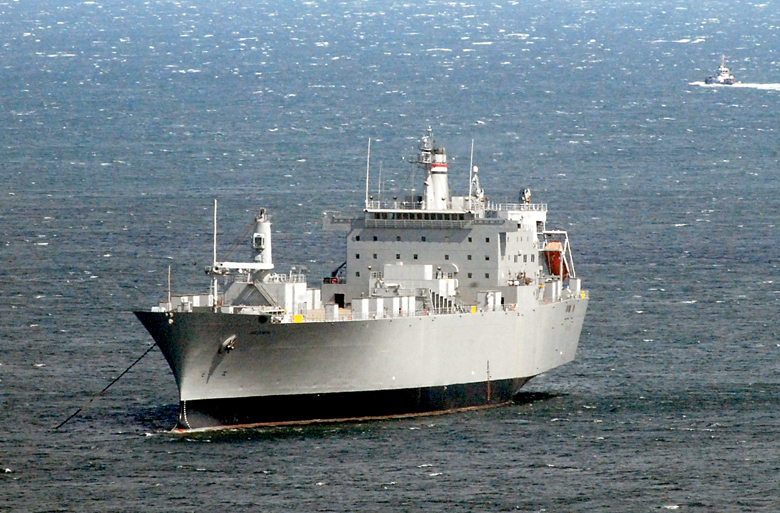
[705,55,741,85]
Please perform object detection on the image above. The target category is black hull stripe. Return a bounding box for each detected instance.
[177,377,530,431]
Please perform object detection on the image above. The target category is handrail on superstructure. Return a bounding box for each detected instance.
[364,199,547,213]
[490,202,547,212]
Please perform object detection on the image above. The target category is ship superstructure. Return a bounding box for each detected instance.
[135,130,588,431]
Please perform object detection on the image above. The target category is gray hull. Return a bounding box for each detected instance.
[135,296,587,430]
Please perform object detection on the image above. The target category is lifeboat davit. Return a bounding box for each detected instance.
[544,241,568,281]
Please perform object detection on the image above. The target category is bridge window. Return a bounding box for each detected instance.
[356,235,360,241]
[355,253,360,259]
[445,255,449,260]
[373,236,378,241]
[396,254,401,260]
[468,273,473,278]
[356,271,360,277]
[467,255,472,260]
[421,236,426,242]
[485,237,490,243]
[485,273,490,279]
[396,236,401,241]
[373,254,377,259]
[414,254,418,260]
[485,255,490,261]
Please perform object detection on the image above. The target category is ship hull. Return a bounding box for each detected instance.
[135,296,587,430]
[177,377,528,429]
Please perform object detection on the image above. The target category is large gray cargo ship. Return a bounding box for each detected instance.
[135,130,589,431]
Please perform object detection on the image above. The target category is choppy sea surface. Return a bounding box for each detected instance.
[2,0,779,511]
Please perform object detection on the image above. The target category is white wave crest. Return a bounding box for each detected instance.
[690,81,780,91]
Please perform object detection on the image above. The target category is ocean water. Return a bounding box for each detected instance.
[1,0,779,511]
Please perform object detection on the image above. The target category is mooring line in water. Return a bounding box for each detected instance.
[54,343,157,430]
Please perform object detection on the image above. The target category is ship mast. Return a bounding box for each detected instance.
[364,138,371,209]
[212,199,218,307]
[468,139,474,211]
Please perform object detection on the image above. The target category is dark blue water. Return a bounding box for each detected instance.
[2,0,779,511]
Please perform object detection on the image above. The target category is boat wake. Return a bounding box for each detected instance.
[690,81,780,91]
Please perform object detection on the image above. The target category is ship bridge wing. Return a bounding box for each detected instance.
[323,211,360,231]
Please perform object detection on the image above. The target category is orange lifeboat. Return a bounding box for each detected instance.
[544,241,568,281]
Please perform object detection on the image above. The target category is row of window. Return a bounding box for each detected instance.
[356,253,494,261]
[355,253,534,262]
[355,271,491,279]
[355,235,491,243]
[372,212,467,221]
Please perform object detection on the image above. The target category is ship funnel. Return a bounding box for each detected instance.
[252,208,272,267]
[418,129,450,210]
